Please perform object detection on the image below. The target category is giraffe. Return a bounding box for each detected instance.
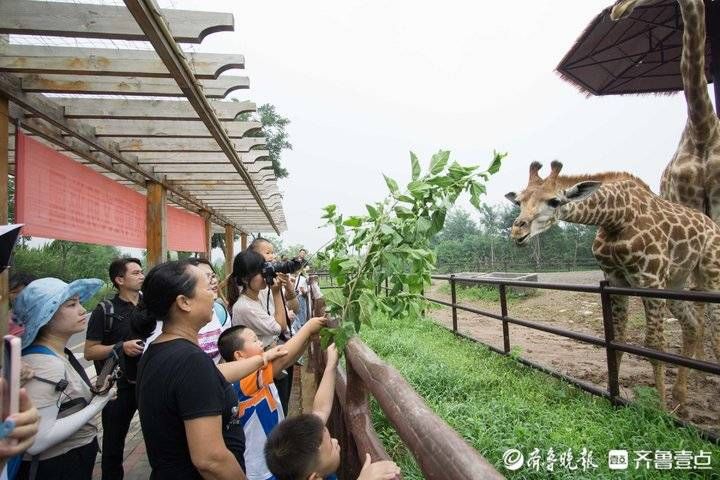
[611,0,720,358]
[505,161,720,405]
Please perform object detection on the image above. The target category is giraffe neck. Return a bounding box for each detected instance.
[550,175,641,231]
[678,0,716,138]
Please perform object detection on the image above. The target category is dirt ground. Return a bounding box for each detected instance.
[426,271,720,435]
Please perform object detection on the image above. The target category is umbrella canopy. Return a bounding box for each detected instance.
[557,0,718,100]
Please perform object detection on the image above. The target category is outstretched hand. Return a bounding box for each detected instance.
[357,453,401,480]
[325,343,340,370]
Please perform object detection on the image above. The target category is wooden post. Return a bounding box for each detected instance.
[146,181,167,269]
[224,223,234,279]
[0,94,9,350]
[240,232,248,251]
[199,212,212,260]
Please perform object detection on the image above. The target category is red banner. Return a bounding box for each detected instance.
[15,132,207,252]
[168,205,207,253]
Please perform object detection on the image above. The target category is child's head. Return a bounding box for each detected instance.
[218,325,264,361]
[265,414,341,480]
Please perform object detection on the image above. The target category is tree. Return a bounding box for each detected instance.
[436,208,478,243]
[237,103,292,179]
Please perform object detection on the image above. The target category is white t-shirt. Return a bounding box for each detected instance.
[232,295,282,348]
[23,352,97,460]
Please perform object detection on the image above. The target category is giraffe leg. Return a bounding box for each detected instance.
[611,294,629,369]
[667,299,698,406]
[707,302,720,362]
[642,298,667,406]
[694,302,706,361]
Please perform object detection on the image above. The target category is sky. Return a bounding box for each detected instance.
[31,0,716,259]
[178,0,708,254]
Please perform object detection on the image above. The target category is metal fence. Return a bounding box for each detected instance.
[429,274,720,443]
[310,270,720,442]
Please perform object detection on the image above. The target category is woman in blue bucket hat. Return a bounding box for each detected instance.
[13,278,116,480]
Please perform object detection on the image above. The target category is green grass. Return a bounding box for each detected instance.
[360,313,720,479]
[437,283,530,304]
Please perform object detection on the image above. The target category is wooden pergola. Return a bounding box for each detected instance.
[0,0,288,330]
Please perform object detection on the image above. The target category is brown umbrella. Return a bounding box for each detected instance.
[557,0,719,114]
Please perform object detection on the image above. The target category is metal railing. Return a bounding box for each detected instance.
[430,273,720,443]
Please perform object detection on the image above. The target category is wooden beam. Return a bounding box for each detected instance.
[49,98,256,121]
[42,136,266,152]
[0,72,244,233]
[240,233,248,250]
[162,172,273,181]
[142,164,269,174]
[224,224,234,280]
[128,151,269,164]
[0,95,8,346]
[85,119,260,138]
[125,0,280,234]
[199,212,212,259]
[0,1,234,43]
[146,181,167,268]
[0,44,244,79]
[18,73,249,98]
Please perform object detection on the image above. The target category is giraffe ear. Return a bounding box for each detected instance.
[563,181,601,203]
[505,192,520,205]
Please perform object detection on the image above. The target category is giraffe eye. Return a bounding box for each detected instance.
[546,198,561,208]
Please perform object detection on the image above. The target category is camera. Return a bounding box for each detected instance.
[262,257,306,286]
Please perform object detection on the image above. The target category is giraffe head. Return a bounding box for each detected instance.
[610,0,665,21]
[505,161,601,245]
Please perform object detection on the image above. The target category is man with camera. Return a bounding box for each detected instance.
[83,258,144,480]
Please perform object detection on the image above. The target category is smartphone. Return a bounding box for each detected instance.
[2,335,21,421]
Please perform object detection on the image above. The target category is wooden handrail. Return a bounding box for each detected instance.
[345,337,504,480]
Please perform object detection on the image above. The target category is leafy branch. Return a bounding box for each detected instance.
[318,150,506,351]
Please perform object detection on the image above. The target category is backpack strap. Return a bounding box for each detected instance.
[101,299,115,339]
[22,345,93,392]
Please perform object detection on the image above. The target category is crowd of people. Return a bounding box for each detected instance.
[0,239,400,480]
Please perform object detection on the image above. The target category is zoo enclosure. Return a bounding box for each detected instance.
[428,274,720,442]
[313,271,720,443]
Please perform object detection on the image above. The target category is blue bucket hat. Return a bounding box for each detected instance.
[14,277,103,348]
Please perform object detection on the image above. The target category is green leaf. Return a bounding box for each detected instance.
[469,182,487,209]
[487,151,506,175]
[383,174,399,194]
[394,206,413,218]
[366,204,379,219]
[380,224,395,236]
[408,180,431,199]
[430,209,447,235]
[322,204,337,219]
[429,150,450,175]
[410,152,421,180]
[343,216,363,227]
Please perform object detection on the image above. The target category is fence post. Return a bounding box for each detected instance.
[499,284,510,354]
[450,275,458,333]
[599,280,621,404]
[385,277,389,296]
